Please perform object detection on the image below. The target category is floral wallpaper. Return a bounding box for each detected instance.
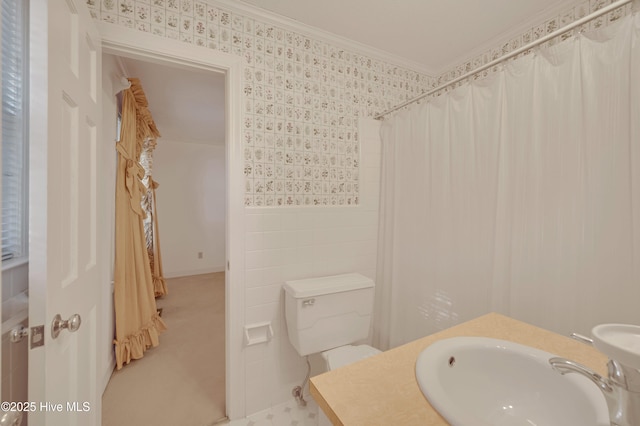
[86,0,631,207]
[86,0,435,207]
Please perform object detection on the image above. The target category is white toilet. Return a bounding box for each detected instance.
[283,273,382,425]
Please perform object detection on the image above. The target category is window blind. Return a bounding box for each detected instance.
[1,0,28,262]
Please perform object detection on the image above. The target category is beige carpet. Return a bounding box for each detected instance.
[102,272,226,426]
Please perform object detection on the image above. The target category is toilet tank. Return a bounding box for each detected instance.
[283,273,375,357]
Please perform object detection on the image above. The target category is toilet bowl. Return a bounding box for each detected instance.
[318,344,381,425]
[321,344,381,371]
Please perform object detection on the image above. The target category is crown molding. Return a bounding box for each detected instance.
[211,0,437,77]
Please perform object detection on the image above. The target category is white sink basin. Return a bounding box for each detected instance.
[592,323,640,370]
[415,337,609,426]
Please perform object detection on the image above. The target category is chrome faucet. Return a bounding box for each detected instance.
[549,334,640,426]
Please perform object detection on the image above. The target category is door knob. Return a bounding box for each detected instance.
[51,313,81,339]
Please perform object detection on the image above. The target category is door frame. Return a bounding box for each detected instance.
[99,23,246,420]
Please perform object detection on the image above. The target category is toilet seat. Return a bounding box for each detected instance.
[322,344,381,370]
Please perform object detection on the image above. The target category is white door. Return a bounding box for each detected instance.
[29,1,102,425]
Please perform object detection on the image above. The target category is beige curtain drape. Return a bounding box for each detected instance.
[113,78,167,369]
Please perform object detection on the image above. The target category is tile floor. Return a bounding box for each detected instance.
[225,397,318,426]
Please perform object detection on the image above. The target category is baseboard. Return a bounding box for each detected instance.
[164,266,226,279]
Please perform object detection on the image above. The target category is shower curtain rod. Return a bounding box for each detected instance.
[374,0,634,120]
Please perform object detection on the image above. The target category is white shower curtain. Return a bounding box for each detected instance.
[374,14,640,350]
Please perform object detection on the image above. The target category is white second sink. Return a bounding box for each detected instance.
[415,337,609,426]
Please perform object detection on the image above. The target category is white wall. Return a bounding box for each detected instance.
[241,118,381,414]
[153,140,226,278]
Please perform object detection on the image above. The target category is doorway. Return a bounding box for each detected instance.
[99,20,248,420]
[100,54,227,425]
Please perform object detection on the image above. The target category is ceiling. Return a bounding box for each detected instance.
[118,56,226,146]
[238,0,577,74]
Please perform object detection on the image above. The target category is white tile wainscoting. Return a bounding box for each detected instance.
[240,118,382,415]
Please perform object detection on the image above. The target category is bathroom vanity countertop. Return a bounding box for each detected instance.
[309,312,608,426]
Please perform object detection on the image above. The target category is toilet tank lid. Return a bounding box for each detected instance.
[283,273,374,299]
